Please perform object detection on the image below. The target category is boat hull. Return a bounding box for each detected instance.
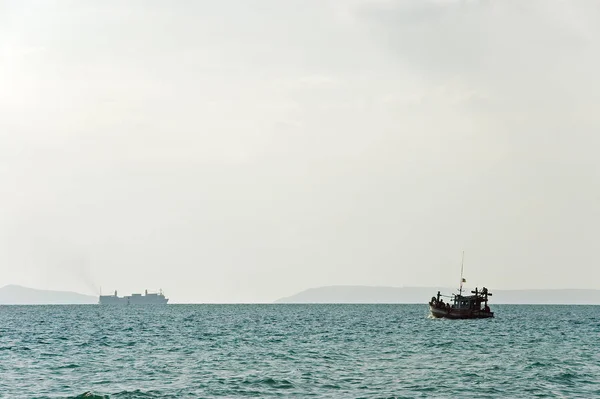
[98,294,168,305]
[429,305,494,319]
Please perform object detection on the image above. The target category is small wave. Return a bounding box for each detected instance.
[40,352,61,357]
[526,361,550,369]
[70,390,163,399]
[554,371,579,383]
[112,389,164,398]
[71,393,108,399]
[58,363,81,369]
[243,377,295,389]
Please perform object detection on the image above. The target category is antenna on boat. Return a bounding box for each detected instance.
[459,251,465,296]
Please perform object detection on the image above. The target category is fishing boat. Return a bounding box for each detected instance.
[428,252,494,319]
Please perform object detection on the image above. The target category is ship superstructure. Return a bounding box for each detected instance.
[99,289,168,305]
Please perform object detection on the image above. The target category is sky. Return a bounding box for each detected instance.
[1,0,599,303]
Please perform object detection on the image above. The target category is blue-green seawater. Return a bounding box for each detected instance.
[0,304,598,398]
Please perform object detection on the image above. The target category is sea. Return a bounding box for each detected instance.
[0,304,598,398]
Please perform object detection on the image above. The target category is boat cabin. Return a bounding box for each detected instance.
[452,287,491,313]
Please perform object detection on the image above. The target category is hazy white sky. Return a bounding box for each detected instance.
[1,0,599,302]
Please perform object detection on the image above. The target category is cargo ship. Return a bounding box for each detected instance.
[98,289,168,305]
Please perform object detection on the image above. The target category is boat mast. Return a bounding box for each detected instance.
[459,251,465,296]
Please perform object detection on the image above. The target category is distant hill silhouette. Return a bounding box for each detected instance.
[275,285,600,304]
[0,285,97,305]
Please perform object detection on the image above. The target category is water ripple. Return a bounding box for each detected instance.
[0,304,598,398]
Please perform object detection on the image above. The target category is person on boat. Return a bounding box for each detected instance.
[484,304,490,313]
[439,298,445,308]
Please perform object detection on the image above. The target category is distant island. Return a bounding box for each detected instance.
[275,285,600,305]
[0,285,97,305]
[2,284,599,305]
